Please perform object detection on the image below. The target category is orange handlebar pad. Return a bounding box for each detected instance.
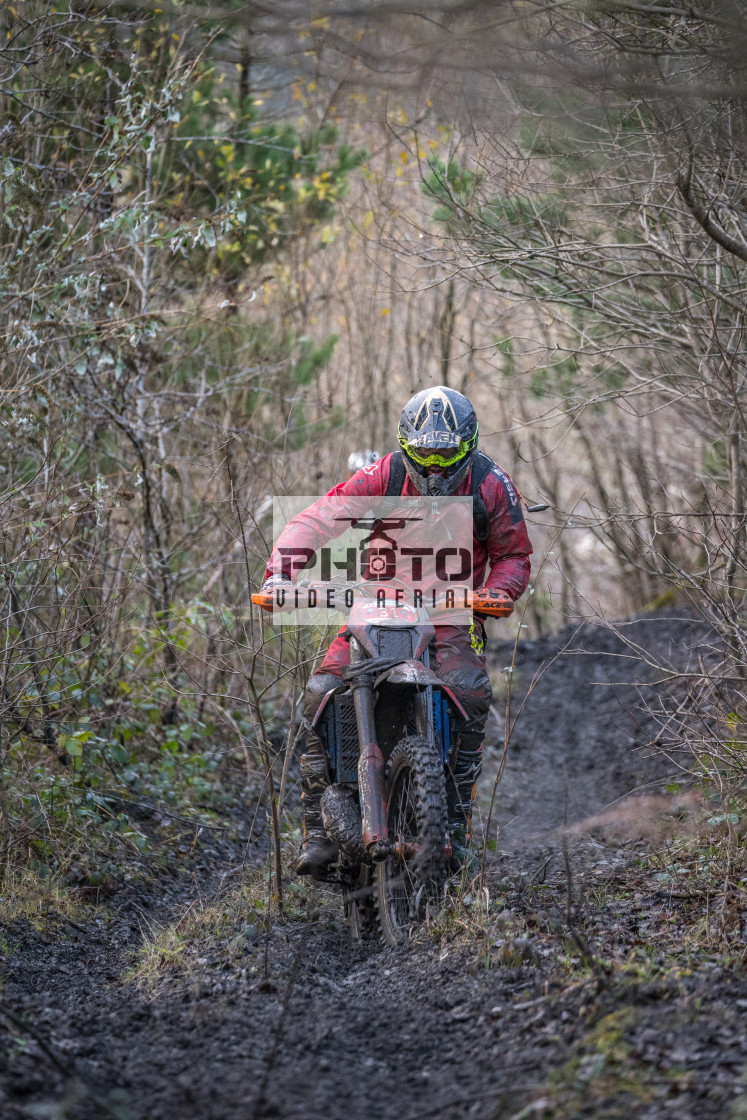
[471,589,514,617]
[251,591,275,612]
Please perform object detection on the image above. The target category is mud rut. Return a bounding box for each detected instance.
[4,610,747,1120]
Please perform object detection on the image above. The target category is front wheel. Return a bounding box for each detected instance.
[375,735,448,946]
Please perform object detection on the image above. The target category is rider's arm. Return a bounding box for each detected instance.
[263,457,391,583]
[479,468,533,600]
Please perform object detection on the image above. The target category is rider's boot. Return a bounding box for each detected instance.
[447,734,482,875]
[294,731,338,877]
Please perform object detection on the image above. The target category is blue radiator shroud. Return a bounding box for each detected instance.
[322,689,455,785]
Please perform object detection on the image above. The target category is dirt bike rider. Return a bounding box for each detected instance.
[260,386,533,875]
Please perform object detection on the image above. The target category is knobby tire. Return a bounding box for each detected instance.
[375,735,448,946]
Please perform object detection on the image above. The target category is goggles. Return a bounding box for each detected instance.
[403,441,470,468]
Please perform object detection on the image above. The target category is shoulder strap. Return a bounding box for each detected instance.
[387,448,494,541]
[385,450,407,496]
[470,451,494,542]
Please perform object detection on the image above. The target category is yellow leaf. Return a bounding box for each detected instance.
[381,308,391,317]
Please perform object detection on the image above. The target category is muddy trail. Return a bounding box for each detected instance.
[4,608,747,1120]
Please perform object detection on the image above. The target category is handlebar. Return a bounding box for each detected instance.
[251,581,514,618]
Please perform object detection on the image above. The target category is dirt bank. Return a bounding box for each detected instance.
[487,607,710,846]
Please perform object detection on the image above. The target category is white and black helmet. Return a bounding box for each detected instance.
[398,386,479,495]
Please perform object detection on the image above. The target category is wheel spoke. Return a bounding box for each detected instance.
[386,768,417,929]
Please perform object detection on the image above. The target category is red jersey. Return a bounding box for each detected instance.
[265,452,532,599]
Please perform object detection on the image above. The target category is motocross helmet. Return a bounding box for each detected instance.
[398,386,479,496]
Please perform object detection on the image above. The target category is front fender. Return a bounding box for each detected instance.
[375,660,468,721]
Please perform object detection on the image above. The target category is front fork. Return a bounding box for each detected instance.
[350,663,389,862]
[350,638,392,861]
[351,639,438,862]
